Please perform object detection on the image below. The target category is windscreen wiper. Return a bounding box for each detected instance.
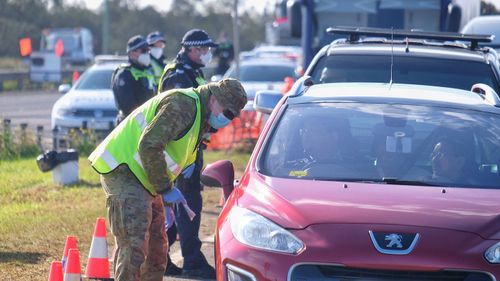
[312,177,440,186]
[380,177,440,186]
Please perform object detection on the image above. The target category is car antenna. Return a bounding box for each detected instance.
[389,27,394,88]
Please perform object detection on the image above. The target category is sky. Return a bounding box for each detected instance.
[65,0,272,14]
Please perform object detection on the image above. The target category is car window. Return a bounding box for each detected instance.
[260,102,500,189]
[226,64,296,82]
[310,55,500,94]
[75,69,113,90]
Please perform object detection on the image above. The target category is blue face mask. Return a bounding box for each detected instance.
[209,112,231,129]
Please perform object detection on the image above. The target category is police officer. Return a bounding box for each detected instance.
[213,31,234,75]
[88,78,247,281]
[112,35,155,124]
[159,29,218,278]
[147,31,167,83]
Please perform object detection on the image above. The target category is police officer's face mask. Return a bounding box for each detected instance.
[137,53,151,66]
[200,51,212,66]
[150,47,163,59]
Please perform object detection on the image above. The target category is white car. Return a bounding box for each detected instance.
[224,59,298,110]
[240,45,302,62]
[51,61,122,134]
[461,15,500,51]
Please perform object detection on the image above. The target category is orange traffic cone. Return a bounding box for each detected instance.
[61,236,78,271]
[48,261,63,281]
[85,217,110,279]
[64,248,81,281]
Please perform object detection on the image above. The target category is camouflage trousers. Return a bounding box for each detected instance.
[100,165,167,281]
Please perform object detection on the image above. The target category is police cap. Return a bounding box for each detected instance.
[126,35,148,53]
[207,78,248,115]
[147,31,166,45]
[181,29,218,48]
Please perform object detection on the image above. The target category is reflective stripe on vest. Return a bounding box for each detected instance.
[130,66,155,91]
[88,89,201,195]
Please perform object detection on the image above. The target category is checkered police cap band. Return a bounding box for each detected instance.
[182,39,215,46]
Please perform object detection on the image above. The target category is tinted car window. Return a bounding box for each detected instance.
[75,69,113,90]
[310,55,500,93]
[227,65,296,82]
[260,102,500,189]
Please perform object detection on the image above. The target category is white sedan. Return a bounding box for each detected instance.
[51,61,121,134]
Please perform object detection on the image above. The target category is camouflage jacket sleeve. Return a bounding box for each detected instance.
[138,93,196,194]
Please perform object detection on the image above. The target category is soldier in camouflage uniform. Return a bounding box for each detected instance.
[88,78,247,281]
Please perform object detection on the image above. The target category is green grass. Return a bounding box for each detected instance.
[0,150,250,280]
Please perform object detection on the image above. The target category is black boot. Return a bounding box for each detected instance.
[164,254,182,276]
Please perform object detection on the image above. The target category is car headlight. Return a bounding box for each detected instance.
[485,242,500,263]
[230,206,304,254]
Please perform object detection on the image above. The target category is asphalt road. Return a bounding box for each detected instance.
[0,89,59,131]
[0,89,219,280]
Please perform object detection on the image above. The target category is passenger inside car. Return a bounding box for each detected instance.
[430,137,476,185]
[319,67,348,83]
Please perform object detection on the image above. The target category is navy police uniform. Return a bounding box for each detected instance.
[159,29,218,279]
[112,35,155,123]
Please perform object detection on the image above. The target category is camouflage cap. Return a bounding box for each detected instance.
[207,78,247,115]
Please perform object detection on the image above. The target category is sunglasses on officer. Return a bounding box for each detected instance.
[193,46,212,54]
[132,47,150,54]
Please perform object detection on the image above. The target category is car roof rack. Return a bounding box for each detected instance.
[326,26,494,50]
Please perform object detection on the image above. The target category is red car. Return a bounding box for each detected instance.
[202,81,500,281]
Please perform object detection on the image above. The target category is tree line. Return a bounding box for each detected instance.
[0,0,267,60]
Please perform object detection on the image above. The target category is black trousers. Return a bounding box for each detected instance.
[167,149,209,269]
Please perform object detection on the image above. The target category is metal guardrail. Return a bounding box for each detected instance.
[0,70,75,92]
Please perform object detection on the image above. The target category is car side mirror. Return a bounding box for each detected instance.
[201,160,235,201]
[210,74,223,82]
[254,90,283,114]
[58,84,71,94]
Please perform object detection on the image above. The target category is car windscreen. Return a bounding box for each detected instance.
[260,102,500,189]
[45,33,79,52]
[74,69,113,90]
[226,64,295,82]
[310,55,500,94]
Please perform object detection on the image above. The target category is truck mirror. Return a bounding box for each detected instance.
[446,4,461,32]
[288,0,302,38]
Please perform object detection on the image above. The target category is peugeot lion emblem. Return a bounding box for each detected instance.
[385,234,403,248]
[369,231,420,255]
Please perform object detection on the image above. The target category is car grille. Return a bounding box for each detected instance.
[73,109,117,117]
[290,265,493,281]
